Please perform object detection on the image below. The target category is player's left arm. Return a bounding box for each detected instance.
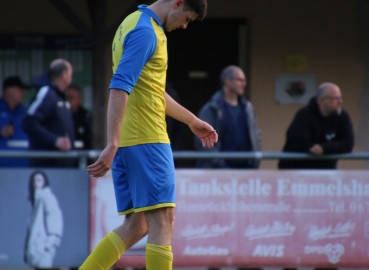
[164,92,218,148]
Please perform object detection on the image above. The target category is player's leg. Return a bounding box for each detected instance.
[123,143,176,270]
[113,211,148,248]
[80,148,142,270]
[79,212,148,270]
[144,207,175,270]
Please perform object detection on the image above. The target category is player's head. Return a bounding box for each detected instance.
[220,65,247,96]
[164,0,207,32]
[49,59,73,91]
[183,0,207,20]
[316,82,343,116]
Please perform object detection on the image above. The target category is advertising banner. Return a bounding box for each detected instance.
[90,169,369,268]
[0,169,89,268]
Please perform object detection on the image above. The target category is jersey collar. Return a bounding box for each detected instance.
[138,5,164,31]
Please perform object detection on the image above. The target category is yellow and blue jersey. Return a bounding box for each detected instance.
[110,5,169,147]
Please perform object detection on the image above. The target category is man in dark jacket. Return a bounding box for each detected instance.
[195,65,261,169]
[22,59,75,167]
[278,82,354,169]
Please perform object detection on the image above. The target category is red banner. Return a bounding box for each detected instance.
[90,170,369,268]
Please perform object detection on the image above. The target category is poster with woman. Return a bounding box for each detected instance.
[0,168,89,268]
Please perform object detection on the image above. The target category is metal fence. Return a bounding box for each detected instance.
[1,150,369,169]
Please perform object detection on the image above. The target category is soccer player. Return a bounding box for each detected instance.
[80,1,217,270]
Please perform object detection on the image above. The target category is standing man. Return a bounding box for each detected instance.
[278,82,354,169]
[22,59,75,168]
[0,76,29,167]
[195,65,261,169]
[65,84,92,150]
[80,1,217,270]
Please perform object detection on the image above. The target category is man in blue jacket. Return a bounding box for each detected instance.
[195,65,262,169]
[0,76,29,167]
[22,59,75,167]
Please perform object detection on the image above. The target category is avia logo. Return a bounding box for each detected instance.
[252,245,284,257]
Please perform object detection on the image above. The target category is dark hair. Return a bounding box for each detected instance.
[28,171,50,207]
[184,0,207,20]
[49,60,69,81]
[67,84,82,96]
[2,76,29,91]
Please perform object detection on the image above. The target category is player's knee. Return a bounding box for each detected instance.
[145,207,175,229]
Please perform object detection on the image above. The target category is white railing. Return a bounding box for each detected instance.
[1,150,369,169]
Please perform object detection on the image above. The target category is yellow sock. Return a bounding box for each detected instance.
[79,232,126,270]
[146,243,173,270]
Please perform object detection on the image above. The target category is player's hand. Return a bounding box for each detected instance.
[55,136,71,152]
[189,118,218,148]
[309,144,323,155]
[87,144,118,177]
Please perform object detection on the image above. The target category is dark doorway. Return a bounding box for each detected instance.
[166,18,248,167]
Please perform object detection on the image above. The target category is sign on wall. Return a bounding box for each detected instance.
[91,169,369,268]
[0,169,90,268]
[275,73,316,104]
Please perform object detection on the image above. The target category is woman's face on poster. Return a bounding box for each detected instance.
[34,174,45,189]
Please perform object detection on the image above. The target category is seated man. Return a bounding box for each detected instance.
[278,82,354,169]
[0,76,29,167]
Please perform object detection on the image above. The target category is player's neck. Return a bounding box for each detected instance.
[147,0,172,25]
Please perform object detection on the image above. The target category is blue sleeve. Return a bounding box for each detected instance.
[109,27,157,94]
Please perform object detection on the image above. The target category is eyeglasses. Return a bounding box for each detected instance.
[325,96,343,101]
[231,77,247,83]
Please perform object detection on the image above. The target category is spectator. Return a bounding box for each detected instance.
[278,82,354,169]
[165,82,184,151]
[22,59,75,168]
[65,84,92,150]
[0,76,29,167]
[195,65,261,169]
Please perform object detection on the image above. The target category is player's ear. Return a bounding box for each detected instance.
[174,0,185,9]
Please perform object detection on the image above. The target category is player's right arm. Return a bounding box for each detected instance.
[86,89,128,177]
[87,25,155,177]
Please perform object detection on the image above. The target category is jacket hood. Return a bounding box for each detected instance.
[33,72,52,90]
[307,96,321,114]
[208,90,223,109]
[208,89,248,109]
